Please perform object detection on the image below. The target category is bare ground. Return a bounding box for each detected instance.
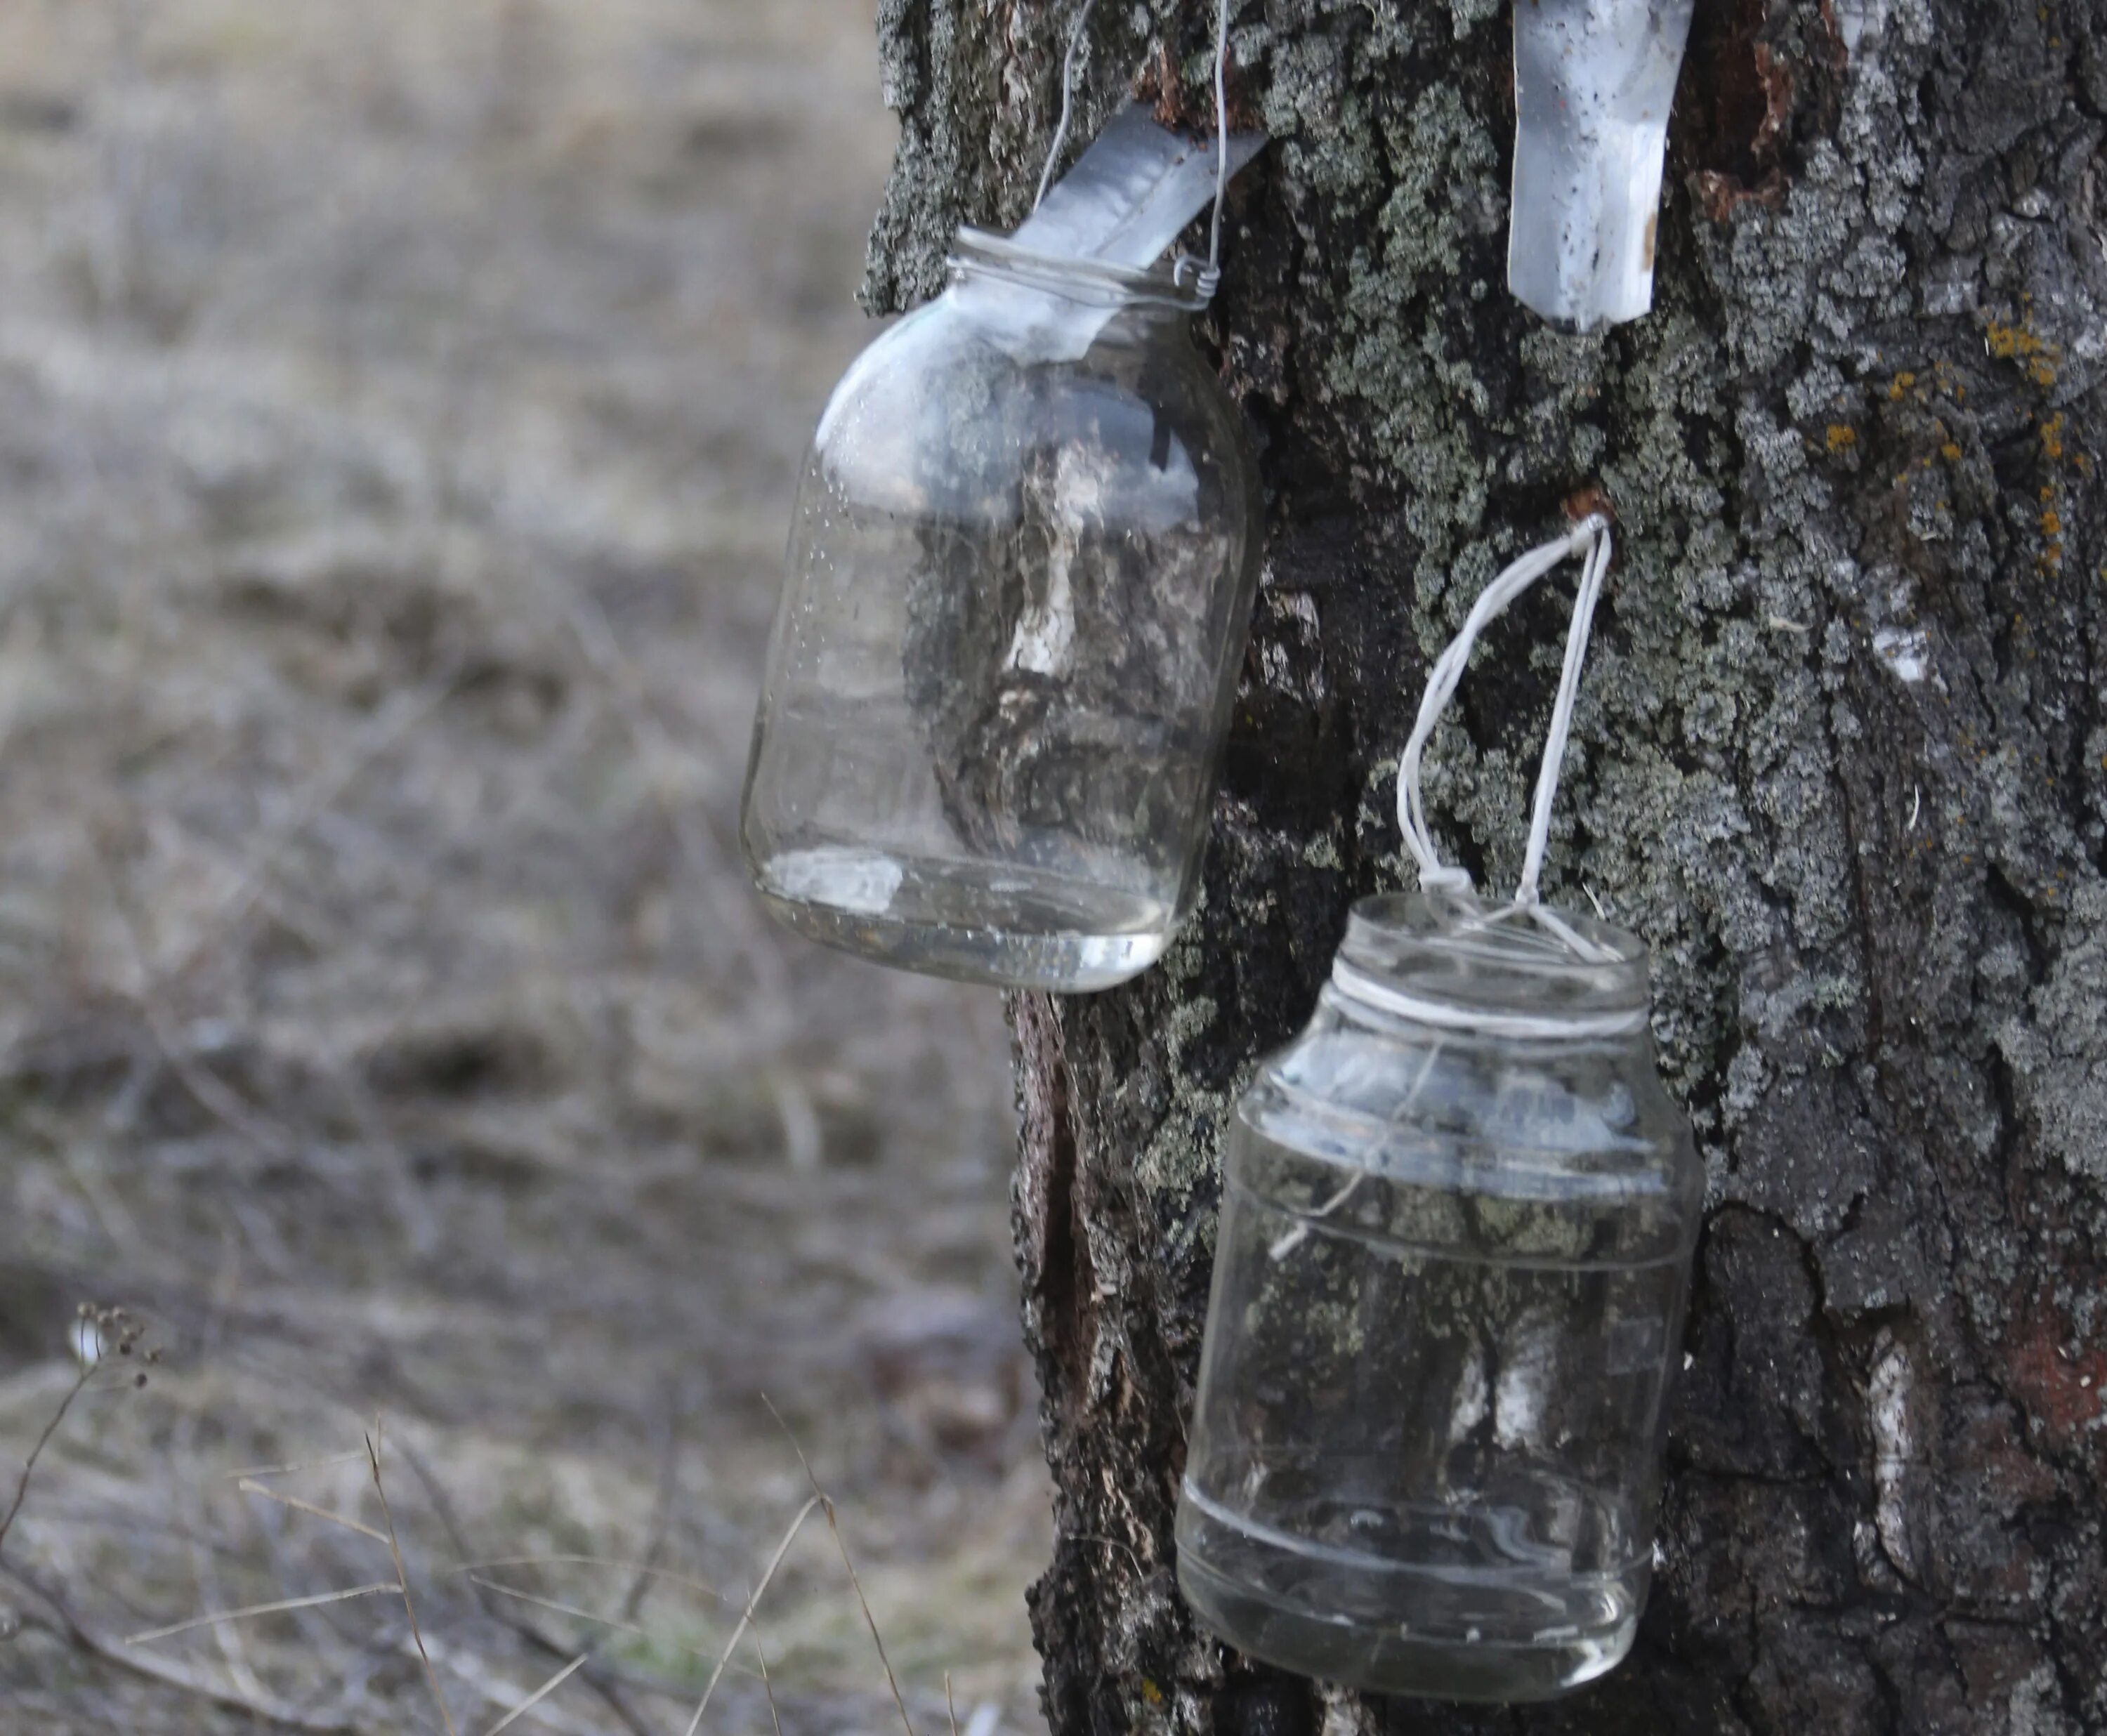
[0,3,1048,1732]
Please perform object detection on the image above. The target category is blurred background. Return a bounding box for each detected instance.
[0,2,1049,1731]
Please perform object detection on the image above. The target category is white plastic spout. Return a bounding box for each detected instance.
[1508,0,1697,331]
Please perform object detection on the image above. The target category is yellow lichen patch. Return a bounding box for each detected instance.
[1888,371,1917,400]
[1941,442,1962,462]
[2042,510,2063,538]
[1986,322,2044,360]
[1988,319,2061,388]
[1141,1680,1164,1707]
[1827,424,1858,452]
[2040,414,2066,461]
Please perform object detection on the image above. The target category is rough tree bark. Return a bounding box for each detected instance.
[866,1,2106,1730]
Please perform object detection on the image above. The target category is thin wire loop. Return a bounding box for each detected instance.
[1207,0,1230,272]
[1395,515,1615,915]
[1034,0,1098,211]
[1035,0,1237,296]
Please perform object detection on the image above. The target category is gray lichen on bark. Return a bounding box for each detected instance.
[868,0,2106,1730]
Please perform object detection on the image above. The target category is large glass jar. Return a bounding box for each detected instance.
[740,231,1262,992]
[1178,893,1700,1701]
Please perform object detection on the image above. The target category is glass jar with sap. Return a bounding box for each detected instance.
[1178,891,1700,1701]
[740,229,1262,992]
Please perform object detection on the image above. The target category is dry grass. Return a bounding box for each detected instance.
[0,1,1049,1730]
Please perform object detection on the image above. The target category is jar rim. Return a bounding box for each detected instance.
[947,228,1212,313]
[1328,891,1653,1039]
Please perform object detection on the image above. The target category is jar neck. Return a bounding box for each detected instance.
[946,228,1208,323]
[1316,972,1655,1057]
[1323,892,1655,1047]
[1324,956,1653,1045]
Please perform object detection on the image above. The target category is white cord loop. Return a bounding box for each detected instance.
[1396,514,1614,910]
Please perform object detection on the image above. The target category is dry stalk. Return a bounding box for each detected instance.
[367,1425,459,1736]
[680,1493,822,1736]
[757,1638,784,1736]
[766,1395,917,1736]
[621,1389,685,1626]
[482,1652,589,1736]
[4,1560,358,1736]
[0,1308,150,1556]
[393,1431,659,1736]
[237,1478,391,1545]
[0,1362,94,1556]
[126,1583,399,1645]
[183,1244,277,1711]
[228,1451,371,1480]
[467,1577,676,1652]
[450,1555,724,1604]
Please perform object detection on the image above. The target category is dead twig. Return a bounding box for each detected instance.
[0,1364,93,1557]
[3,1560,358,1736]
[394,1433,659,1736]
[0,1307,147,1557]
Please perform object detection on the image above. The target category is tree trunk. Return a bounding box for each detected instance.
[867,1,2106,1730]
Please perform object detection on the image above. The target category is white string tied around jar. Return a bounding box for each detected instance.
[1394,512,1618,966]
[1276,513,1622,1251]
